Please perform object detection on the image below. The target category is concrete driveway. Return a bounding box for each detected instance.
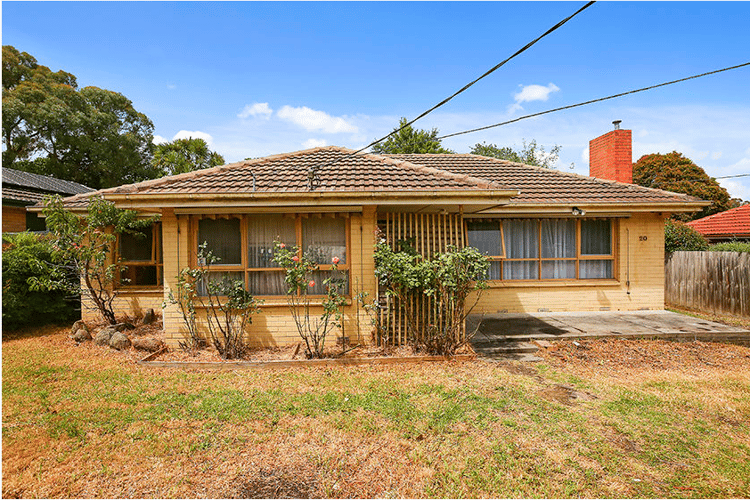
[468,310,750,358]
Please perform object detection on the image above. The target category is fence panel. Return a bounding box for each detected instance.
[665,251,750,318]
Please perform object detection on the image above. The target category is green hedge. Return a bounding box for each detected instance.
[709,241,750,253]
[665,219,709,253]
[2,232,79,331]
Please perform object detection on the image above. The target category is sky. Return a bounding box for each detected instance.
[3,1,750,200]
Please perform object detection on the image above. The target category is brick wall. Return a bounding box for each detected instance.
[589,129,632,183]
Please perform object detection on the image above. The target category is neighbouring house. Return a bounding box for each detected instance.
[686,204,750,243]
[2,167,94,233]
[34,123,708,348]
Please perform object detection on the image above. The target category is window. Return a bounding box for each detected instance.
[196,214,349,296]
[465,218,615,281]
[118,223,162,287]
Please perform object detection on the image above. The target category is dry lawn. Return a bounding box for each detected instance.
[3,324,750,498]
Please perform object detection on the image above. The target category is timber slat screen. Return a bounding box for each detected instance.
[377,212,465,346]
[665,251,750,318]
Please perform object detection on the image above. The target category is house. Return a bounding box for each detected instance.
[686,204,750,243]
[40,124,707,348]
[2,167,94,233]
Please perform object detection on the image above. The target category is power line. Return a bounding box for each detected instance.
[306,1,596,184]
[438,61,750,140]
[716,173,750,179]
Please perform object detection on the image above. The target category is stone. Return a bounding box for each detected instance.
[72,328,92,342]
[94,327,117,346]
[109,331,131,351]
[70,320,88,336]
[142,308,156,325]
[113,322,136,332]
[132,337,164,352]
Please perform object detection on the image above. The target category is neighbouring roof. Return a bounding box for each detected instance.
[2,167,94,205]
[46,146,706,210]
[686,204,750,237]
[385,153,703,205]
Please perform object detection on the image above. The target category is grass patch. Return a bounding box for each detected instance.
[3,327,750,498]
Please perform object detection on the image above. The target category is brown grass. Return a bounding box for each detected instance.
[3,325,750,498]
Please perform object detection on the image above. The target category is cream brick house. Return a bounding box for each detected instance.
[47,125,707,348]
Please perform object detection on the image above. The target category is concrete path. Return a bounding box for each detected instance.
[469,310,750,359]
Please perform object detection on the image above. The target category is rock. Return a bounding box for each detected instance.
[72,328,92,342]
[95,327,117,346]
[132,337,164,352]
[109,331,131,350]
[142,308,156,325]
[113,322,136,332]
[70,320,88,336]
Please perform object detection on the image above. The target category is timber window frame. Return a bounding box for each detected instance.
[116,222,163,288]
[464,218,616,281]
[191,213,351,297]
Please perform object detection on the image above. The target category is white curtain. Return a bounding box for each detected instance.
[467,220,502,280]
[247,215,295,268]
[581,220,611,255]
[503,219,539,279]
[541,219,576,279]
[302,217,346,264]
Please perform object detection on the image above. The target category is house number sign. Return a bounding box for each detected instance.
[639,236,648,241]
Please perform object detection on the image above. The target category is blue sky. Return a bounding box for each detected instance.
[4,1,750,199]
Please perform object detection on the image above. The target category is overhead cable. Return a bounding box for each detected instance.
[307,1,596,180]
[437,62,750,140]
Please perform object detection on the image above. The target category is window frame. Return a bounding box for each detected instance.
[191,213,351,298]
[116,222,163,289]
[464,217,617,282]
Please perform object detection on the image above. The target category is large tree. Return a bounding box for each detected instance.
[371,117,454,154]
[470,140,561,169]
[152,137,225,176]
[2,45,158,189]
[633,151,739,221]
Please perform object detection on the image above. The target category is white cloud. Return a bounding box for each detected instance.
[711,151,723,161]
[277,105,358,133]
[238,102,273,119]
[514,83,560,103]
[718,179,750,202]
[152,135,168,145]
[173,130,214,147]
[302,138,327,149]
[166,84,176,90]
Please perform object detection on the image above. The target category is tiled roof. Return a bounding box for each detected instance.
[49,146,707,210]
[2,187,49,204]
[2,167,94,196]
[52,146,509,209]
[385,154,702,205]
[686,204,750,237]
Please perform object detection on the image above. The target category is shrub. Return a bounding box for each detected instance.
[2,232,78,330]
[709,241,750,253]
[273,241,347,359]
[167,243,262,359]
[665,219,708,253]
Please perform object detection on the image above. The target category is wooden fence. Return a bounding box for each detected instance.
[665,251,750,318]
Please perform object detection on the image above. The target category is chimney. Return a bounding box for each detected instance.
[589,120,632,183]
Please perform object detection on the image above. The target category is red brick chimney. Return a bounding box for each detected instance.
[589,120,632,183]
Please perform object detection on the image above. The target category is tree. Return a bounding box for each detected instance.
[2,45,158,189]
[664,219,708,253]
[633,152,739,221]
[371,117,454,154]
[152,137,225,176]
[470,140,561,168]
[39,195,157,325]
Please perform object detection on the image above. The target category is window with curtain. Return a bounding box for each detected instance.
[466,220,503,280]
[117,223,162,287]
[195,214,349,296]
[466,218,615,281]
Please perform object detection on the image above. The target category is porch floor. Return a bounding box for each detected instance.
[468,310,750,359]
